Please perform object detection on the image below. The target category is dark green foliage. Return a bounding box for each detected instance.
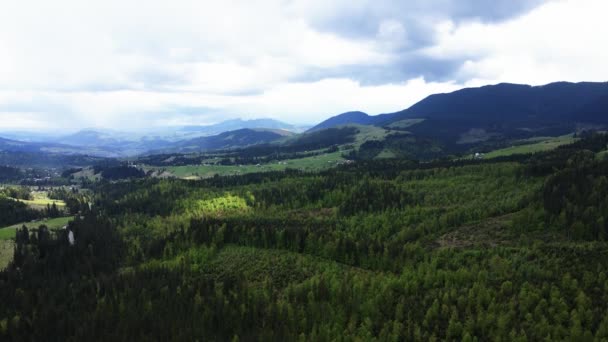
[2,133,608,340]
[48,187,87,215]
[561,130,608,152]
[543,156,608,240]
[61,167,83,178]
[0,150,108,168]
[0,197,42,226]
[287,126,358,151]
[0,166,22,182]
[347,134,444,160]
[338,179,411,215]
[100,166,145,180]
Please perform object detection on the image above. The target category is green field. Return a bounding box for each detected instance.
[0,216,72,241]
[13,191,66,209]
[154,151,347,179]
[484,134,577,158]
[0,240,13,270]
[351,124,391,147]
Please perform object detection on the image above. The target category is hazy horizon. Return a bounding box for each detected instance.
[0,117,315,135]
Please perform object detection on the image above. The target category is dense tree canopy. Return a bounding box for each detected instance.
[2,134,608,340]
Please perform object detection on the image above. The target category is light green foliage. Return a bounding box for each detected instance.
[191,194,250,215]
[157,151,347,179]
[0,240,13,270]
[0,228,16,241]
[485,134,577,158]
[13,191,66,209]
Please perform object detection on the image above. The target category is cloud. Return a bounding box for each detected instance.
[425,0,608,85]
[0,0,389,94]
[0,0,605,132]
[0,77,459,129]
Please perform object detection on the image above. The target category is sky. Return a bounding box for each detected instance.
[0,0,607,132]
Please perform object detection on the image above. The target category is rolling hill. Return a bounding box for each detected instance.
[307,111,376,132]
[179,118,306,135]
[2,81,607,163]
[0,136,73,154]
[53,129,171,157]
[28,119,307,157]
[153,128,294,154]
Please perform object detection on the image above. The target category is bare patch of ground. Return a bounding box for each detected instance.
[436,213,520,249]
[436,212,568,249]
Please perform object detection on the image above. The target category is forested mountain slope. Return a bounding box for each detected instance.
[390,81,608,123]
[311,82,608,148]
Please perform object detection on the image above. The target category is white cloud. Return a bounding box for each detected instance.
[0,112,50,130]
[0,0,606,131]
[0,77,458,130]
[0,0,388,93]
[239,77,459,123]
[377,20,408,50]
[426,0,608,85]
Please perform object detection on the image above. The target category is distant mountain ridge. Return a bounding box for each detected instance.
[312,82,608,131]
[308,111,374,132]
[389,81,608,124]
[180,118,307,135]
[152,128,292,154]
[2,81,607,159]
[0,136,114,167]
[0,136,73,153]
[21,118,307,157]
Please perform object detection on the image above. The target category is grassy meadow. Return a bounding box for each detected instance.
[14,191,66,210]
[0,216,72,240]
[153,150,347,179]
[484,134,577,158]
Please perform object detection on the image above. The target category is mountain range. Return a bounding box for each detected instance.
[312,81,608,130]
[1,81,607,159]
[310,81,608,146]
[0,118,307,158]
[178,118,306,135]
[151,128,294,154]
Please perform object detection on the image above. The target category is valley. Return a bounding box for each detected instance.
[2,0,607,338]
[1,81,608,340]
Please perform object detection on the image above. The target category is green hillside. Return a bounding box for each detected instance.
[484,134,578,158]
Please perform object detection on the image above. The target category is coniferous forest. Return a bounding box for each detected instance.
[2,134,608,340]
